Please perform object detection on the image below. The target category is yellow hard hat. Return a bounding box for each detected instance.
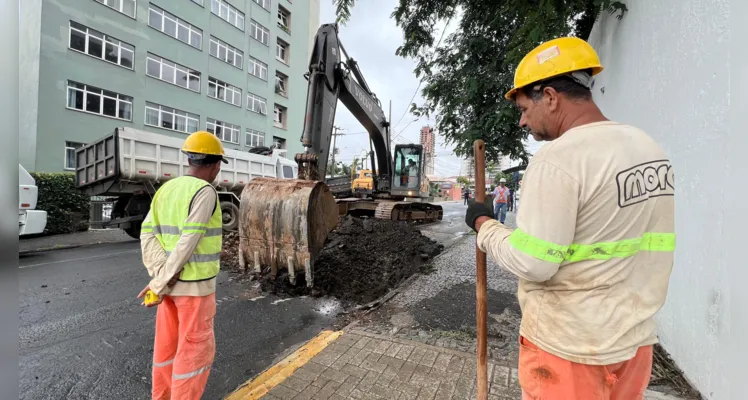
[505,37,603,100]
[182,131,228,164]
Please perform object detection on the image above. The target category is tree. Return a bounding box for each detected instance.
[333,0,626,164]
[456,176,471,187]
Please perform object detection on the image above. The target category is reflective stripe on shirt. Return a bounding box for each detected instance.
[509,229,676,263]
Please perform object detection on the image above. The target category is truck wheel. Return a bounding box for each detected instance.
[124,224,141,239]
[221,201,240,231]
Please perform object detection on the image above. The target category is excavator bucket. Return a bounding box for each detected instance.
[238,177,339,287]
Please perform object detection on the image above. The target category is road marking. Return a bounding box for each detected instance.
[224,330,344,400]
[19,250,140,269]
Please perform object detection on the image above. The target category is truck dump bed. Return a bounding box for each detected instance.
[76,127,298,196]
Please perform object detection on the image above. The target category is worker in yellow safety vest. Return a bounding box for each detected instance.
[137,131,227,400]
[465,37,676,399]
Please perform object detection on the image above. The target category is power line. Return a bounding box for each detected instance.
[391,16,453,131]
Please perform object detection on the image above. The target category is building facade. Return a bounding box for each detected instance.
[419,125,435,175]
[20,0,319,172]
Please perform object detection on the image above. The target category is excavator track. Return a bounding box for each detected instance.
[374,201,443,223]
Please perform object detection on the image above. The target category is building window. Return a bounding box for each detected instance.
[148,5,202,49]
[208,77,242,107]
[94,0,136,18]
[246,129,265,147]
[275,71,288,97]
[207,118,240,144]
[69,21,134,69]
[249,20,269,46]
[247,93,268,115]
[277,5,290,33]
[276,39,289,64]
[146,54,201,92]
[145,102,199,133]
[66,81,133,121]
[252,0,269,10]
[64,141,85,170]
[248,56,268,80]
[273,136,286,149]
[274,104,287,129]
[209,37,243,69]
[211,0,244,31]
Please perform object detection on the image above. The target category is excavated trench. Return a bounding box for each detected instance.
[221,216,443,305]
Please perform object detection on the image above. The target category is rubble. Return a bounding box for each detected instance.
[221,216,443,305]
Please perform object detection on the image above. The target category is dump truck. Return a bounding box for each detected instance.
[19,164,48,236]
[75,127,298,238]
[238,23,443,286]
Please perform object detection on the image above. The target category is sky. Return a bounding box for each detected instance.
[317,0,542,177]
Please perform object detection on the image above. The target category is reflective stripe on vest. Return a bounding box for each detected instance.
[509,229,676,264]
[145,176,222,282]
[495,187,507,203]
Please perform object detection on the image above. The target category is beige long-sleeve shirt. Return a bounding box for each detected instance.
[141,184,218,297]
[477,121,675,365]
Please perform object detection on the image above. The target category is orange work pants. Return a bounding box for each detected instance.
[519,336,653,400]
[152,293,216,400]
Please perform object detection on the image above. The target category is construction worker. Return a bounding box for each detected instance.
[492,178,510,223]
[465,37,675,399]
[137,131,227,400]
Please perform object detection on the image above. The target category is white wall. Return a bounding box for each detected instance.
[587,1,730,398]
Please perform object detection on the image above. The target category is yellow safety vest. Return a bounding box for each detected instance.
[143,176,222,282]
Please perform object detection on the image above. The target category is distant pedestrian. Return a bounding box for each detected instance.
[463,189,470,205]
[492,178,509,223]
[508,188,515,211]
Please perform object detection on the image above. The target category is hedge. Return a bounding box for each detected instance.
[30,173,90,235]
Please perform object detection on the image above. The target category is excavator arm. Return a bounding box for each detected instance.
[238,24,441,288]
[296,23,391,194]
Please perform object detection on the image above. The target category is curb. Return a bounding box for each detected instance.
[224,330,344,400]
[19,239,136,255]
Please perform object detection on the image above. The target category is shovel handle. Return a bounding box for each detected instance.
[473,140,488,400]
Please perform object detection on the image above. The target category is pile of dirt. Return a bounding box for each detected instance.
[220,230,241,269]
[222,216,443,304]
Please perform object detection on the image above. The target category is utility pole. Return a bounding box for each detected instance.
[331,126,344,176]
[388,100,393,150]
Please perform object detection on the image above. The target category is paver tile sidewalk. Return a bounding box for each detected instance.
[261,329,523,400]
[255,329,682,400]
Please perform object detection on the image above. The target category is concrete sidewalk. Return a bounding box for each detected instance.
[231,329,683,400]
[19,229,135,254]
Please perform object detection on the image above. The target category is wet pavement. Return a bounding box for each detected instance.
[18,201,468,399]
[419,201,471,249]
[19,242,341,399]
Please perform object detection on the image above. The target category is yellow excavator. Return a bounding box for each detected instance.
[237,23,443,287]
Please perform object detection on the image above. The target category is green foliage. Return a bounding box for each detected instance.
[456,176,471,187]
[30,173,90,235]
[335,0,627,164]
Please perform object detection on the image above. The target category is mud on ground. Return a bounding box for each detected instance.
[221,216,443,305]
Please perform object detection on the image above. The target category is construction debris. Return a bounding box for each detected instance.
[221,216,443,305]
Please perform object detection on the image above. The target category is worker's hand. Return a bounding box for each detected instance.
[137,285,163,307]
[465,201,494,232]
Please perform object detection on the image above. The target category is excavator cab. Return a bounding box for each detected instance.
[391,144,427,198]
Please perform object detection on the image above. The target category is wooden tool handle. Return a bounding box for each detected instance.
[473,140,488,400]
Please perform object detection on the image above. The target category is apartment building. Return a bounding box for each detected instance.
[19,0,320,172]
[419,125,435,175]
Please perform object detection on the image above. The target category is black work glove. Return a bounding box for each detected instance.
[465,200,494,232]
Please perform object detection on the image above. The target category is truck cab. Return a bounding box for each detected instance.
[19,164,47,236]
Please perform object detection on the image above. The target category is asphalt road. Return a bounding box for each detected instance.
[19,242,341,400]
[420,201,470,248]
[18,201,465,400]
